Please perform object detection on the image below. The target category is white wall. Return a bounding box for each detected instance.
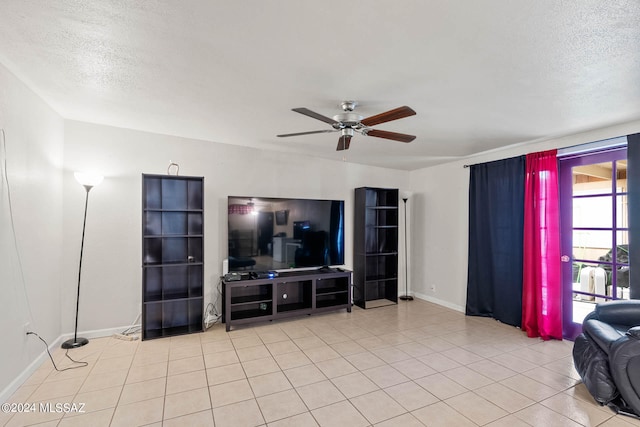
[62,121,410,333]
[0,63,64,399]
[408,120,640,312]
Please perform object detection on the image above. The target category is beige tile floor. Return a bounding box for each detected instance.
[3,298,640,427]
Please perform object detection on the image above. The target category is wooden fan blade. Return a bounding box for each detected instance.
[366,129,416,143]
[292,108,339,125]
[361,106,416,126]
[337,135,351,151]
[277,129,337,137]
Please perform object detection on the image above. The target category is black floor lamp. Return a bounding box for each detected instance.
[62,172,103,349]
[399,196,413,301]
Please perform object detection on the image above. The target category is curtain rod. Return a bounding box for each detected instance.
[557,136,627,157]
[462,154,524,169]
[463,136,628,168]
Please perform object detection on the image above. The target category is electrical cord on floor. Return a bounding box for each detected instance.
[121,312,141,336]
[121,326,141,336]
[26,332,88,372]
[203,277,224,329]
[205,302,214,317]
[212,278,222,317]
[203,302,221,329]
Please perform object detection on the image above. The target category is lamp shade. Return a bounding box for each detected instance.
[74,172,104,188]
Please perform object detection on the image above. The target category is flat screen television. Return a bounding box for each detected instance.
[227,196,344,272]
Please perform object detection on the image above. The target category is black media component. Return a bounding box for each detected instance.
[293,220,310,240]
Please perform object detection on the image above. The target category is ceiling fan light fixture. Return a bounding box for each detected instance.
[340,101,357,112]
[333,112,362,124]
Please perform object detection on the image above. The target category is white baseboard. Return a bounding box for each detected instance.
[412,292,465,313]
[1,325,137,403]
[60,325,137,342]
[0,344,55,404]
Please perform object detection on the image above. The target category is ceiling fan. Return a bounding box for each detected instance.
[277,101,417,151]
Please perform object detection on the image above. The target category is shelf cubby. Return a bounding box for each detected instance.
[276,280,312,313]
[316,292,349,308]
[230,284,272,306]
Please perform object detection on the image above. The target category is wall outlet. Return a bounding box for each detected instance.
[23,322,31,337]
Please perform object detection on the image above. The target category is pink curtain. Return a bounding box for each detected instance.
[522,149,563,340]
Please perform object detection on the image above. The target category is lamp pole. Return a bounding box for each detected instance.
[62,173,102,349]
[399,197,413,301]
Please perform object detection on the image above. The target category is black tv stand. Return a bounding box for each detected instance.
[223,268,352,331]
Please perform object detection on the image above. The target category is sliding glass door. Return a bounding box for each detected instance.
[560,147,629,339]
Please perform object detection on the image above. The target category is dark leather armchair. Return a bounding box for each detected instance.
[573,300,640,417]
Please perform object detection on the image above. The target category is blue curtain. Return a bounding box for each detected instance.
[466,156,525,327]
[329,201,344,265]
[628,133,639,299]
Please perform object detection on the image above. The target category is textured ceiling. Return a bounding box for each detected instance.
[1,1,639,170]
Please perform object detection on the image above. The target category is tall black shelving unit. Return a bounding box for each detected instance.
[354,187,399,308]
[142,174,204,340]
